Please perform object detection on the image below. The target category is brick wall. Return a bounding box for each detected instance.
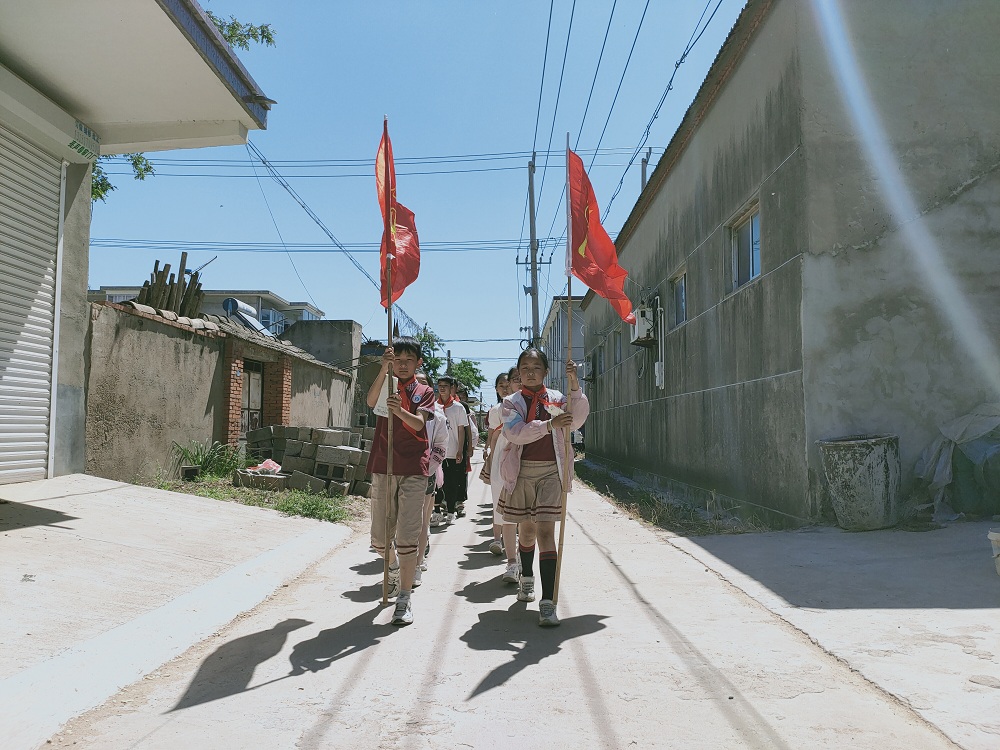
[223,339,245,446]
[263,356,292,427]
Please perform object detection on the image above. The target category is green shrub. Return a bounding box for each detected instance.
[171,440,244,477]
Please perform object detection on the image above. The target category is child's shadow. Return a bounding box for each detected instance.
[350,558,385,576]
[288,605,395,675]
[460,605,609,698]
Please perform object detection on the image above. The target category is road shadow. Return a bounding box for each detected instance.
[460,604,608,698]
[349,558,384,576]
[0,501,78,532]
[458,543,505,571]
[340,581,387,603]
[287,605,395,675]
[454,578,518,605]
[169,618,311,712]
[680,521,1000,609]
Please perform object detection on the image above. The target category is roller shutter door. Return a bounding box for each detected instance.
[0,122,61,484]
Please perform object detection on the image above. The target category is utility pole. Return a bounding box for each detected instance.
[446,349,452,374]
[640,147,652,189]
[516,156,551,347]
[528,155,540,345]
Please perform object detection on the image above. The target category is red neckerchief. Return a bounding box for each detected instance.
[395,376,427,440]
[520,387,557,421]
[437,394,455,408]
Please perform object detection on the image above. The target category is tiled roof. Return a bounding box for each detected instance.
[108,301,349,377]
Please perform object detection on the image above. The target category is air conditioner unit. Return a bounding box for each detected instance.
[629,305,657,347]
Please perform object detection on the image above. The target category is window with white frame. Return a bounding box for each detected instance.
[733,209,761,289]
[670,272,687,328]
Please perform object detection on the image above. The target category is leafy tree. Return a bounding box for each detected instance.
[416,325,445,382]
[204,11,276,50]
[451,359,485,396]
[91,8,275,202]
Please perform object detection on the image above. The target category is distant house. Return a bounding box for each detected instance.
[582,0,1000,525]
[0,0,270,485]
[89,288,323,335]
[539,296,585,394]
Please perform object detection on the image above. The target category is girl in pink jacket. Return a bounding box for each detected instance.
[498,347,589,626]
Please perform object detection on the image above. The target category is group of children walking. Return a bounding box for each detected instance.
[365,336,589,628]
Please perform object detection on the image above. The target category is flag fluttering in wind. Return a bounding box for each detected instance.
[376,121,419,307]
[566,148,636,325]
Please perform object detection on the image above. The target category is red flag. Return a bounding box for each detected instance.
[376,122,419,308]
[567,148,636,325]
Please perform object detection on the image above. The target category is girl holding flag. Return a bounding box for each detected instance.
[498,348,588,626]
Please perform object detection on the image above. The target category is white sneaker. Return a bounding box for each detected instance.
[502,562,520,584]
[391,595,413,626]
[538,599,560,627]
[420,559,428,572]
[517,575,535,602]
[412,567,423,587]
[446,512,456,525]
[489,539,503,556]
[429,512,445,527]
[386,567,400,598]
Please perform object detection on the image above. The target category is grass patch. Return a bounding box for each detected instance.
[575,459,772,536]
[146,474,368,526]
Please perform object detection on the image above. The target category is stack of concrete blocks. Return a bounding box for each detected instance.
[242,424,373,496]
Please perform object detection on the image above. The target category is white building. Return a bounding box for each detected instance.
[0,0,270,484]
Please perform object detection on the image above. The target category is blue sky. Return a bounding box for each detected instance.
[89,0,746,377]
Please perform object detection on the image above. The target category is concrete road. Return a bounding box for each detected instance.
[43,468,962,750]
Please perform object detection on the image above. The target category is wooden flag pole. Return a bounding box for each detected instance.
[553,132,573,606]
[382,117,394,607]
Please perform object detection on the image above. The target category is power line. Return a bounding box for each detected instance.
[602,0,726,221]
[587,0,654,173]
[244,140,420,335]
[90,236,598,253]
[136,147,636,167]
[247,143,318,308]
[99,161,634,180]
[536,0,621,260]
[532,0,557,154]
[534,0,578,215]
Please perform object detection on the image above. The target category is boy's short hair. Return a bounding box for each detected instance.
[392,336,422,359]
[437,375,457,387]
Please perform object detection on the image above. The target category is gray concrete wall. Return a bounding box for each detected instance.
[585,0,811,525]
[798,0,1000,503]
[281,320,361,370]
[289,359,353,429]
[85,304,224,482]
[52,162,91,477]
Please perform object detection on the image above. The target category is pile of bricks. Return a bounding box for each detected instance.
[234,415,376,497]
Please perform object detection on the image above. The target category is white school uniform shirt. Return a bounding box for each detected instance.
[425,402,449,477]
[441,400,467,460]
[488,403,509,504]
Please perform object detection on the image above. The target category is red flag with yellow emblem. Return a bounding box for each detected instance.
[376,120,419,307]
[566,147,635,324]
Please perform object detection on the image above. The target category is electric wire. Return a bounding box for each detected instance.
[90,236,591,253]
[602,0,726,221]
[245,140,419,335]
[586,0,653,171]
[532,0,557,154]
[533,0,621,260]
[534,0,578,216]
[246,143,318,308]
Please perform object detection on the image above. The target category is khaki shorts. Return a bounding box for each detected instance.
[499,460,563,523]
[370,473,427,558]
